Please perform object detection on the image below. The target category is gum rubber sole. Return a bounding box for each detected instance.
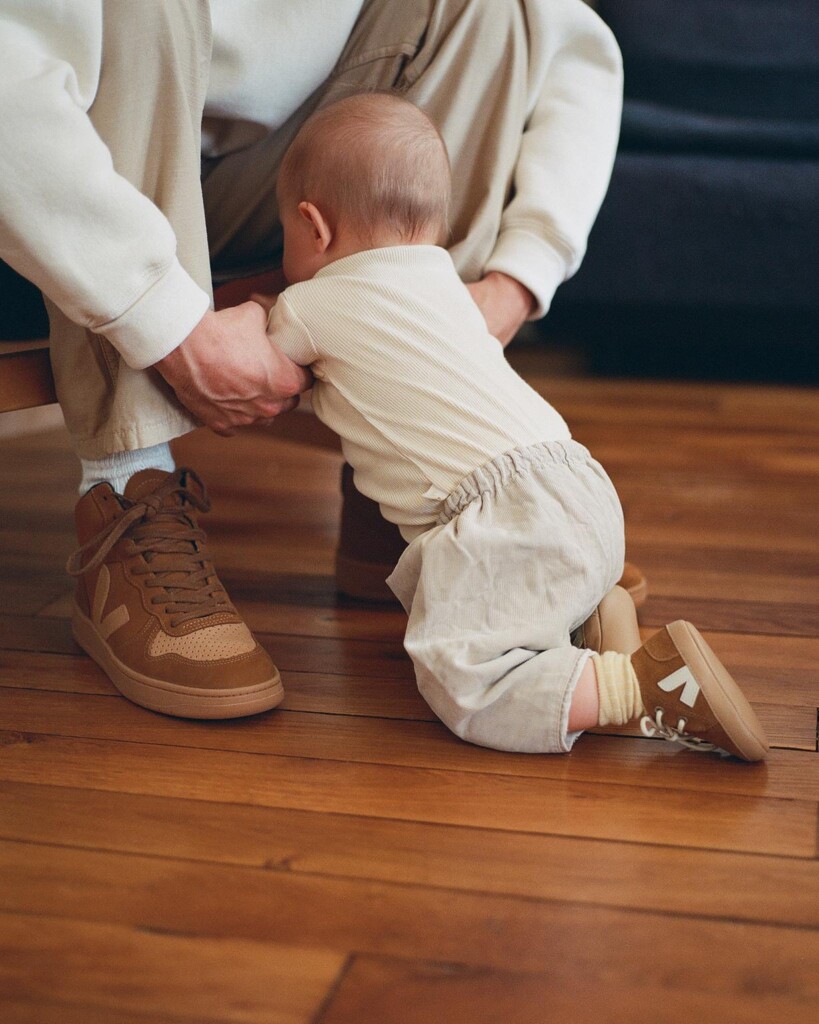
[72,605,284,720]
[665,620,769,762]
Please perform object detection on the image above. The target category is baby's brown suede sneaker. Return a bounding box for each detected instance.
[632,621,769,761]
[68,468,283,719]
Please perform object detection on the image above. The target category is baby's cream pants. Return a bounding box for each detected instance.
[388,440,626,753]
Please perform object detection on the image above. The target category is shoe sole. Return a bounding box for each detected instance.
[665,620,769,762]
[72,605,284,719]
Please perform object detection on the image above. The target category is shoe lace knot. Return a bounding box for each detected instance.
[66,470,233,627]
[640,708,718,753]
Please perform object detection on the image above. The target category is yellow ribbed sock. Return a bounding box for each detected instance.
[592,651,645,727]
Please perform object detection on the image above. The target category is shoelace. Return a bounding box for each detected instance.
[66,471,233,628]
[639,708,718,753]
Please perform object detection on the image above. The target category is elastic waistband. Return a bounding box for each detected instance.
[437,439,592,524]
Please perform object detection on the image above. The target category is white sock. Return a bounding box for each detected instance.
[79,442,175,495]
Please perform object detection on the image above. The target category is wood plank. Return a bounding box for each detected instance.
[505,362,819,436]
[626,556,819,605]
[316,953,819,1024]
[0,613,78,655]
[625,518,819,556]
[0,533,77,574]
[593,444,819,489]
[620,491,819,535]
[639,595,819,639]
[694,632,819,708]
[0,613,417,676]
[2,781,818,928]
[0,650,115,695]
[0,649,429,718]
[0,910,342,1024]
[0,572,71,617]
[1,844,819,999]
[0,687,814,800]
[0,732,814,855]
[0,649,430,716]
[1,1000,195,1024]
[749,704,816,751]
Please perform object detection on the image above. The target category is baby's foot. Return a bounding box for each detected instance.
[631,621,769,761]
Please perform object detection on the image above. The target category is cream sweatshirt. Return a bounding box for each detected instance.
[268,246,571,540]
[0,1,622,369]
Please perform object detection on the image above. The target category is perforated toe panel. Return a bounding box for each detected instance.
[149,622,257,661]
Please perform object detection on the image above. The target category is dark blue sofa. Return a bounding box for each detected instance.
[548,0,819,377]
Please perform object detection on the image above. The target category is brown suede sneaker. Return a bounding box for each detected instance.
[67,468,283,719]
[573,585,642,654]
[632,621,769,761]
[336,462,649,605]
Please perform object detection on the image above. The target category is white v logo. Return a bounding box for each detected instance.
[92,565,130,640]
[657,665,700,708]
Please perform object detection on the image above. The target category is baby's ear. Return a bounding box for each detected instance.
[298,201,332,252]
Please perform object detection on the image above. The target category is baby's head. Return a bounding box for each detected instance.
[276,91,451,283]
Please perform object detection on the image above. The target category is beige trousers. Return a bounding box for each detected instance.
[52,0,532,458]
[388,439,625,753]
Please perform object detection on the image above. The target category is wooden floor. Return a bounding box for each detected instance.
[1,362,818,1023]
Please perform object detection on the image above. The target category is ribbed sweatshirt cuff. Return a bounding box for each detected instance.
[485,229,569,320]
[97,258,211,370]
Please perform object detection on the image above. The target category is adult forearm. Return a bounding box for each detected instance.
[0,1,209,368]
[485,0,624,318]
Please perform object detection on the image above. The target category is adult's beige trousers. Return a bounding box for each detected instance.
[50,0,533,458]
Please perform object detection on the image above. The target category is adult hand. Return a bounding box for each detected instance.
[155,302,313,436]
[466,271,536,347]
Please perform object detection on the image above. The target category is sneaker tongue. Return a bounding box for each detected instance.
[124,468,211,586]
[124,468,177,502]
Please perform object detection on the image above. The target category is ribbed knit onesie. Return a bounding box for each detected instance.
[268,245,625,752]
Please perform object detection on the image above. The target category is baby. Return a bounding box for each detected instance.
[266,91,768,761]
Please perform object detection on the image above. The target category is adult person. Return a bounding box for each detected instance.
[0,1,626,718]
